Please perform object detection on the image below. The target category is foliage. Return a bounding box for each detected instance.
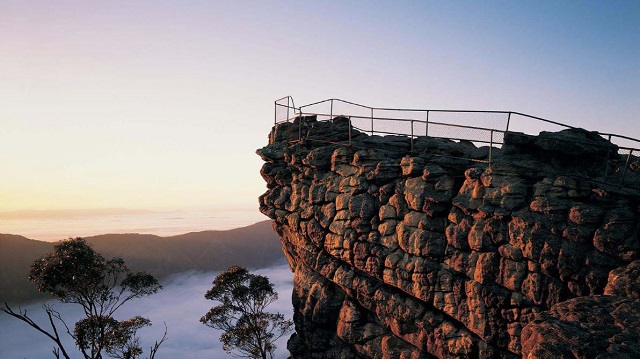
[200,265,293,359]
[1,238,166,359]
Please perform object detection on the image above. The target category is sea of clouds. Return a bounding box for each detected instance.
[0,264,294,359]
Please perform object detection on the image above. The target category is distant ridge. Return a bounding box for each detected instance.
[0,207,154,219]
[0,220,283,304]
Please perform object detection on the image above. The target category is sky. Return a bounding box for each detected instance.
[1,1,639,215]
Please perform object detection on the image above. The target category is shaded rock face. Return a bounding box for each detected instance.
[520,295,640,358]
[257,117,640,358]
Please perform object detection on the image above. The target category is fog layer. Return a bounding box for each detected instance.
[0,264,294,359]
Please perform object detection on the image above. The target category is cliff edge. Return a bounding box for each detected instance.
[258,116,640,358]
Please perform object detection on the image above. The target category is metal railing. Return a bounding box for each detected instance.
[274,97,639,185]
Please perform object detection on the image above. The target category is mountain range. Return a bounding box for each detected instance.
[0,220,284,304]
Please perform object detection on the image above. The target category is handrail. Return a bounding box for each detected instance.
[299,98,582,132]
[274,97,639,186]
[596,132,640,143]
[302,98,510,114]
[299,112,507,136]
[298,111,638,152]
[274,96,297,124]
[277,97,639,145]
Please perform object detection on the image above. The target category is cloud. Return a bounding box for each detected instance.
[0,264,294,359]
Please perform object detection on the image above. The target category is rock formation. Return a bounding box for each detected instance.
[257,116,640,358]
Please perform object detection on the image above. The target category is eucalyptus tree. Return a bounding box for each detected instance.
[2,238,166,359]
[201,265,292,359]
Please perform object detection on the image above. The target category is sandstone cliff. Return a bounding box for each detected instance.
[258,116,640,358]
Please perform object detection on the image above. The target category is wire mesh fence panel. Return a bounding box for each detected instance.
[332,100,372,121]
[425,122,500,146]
[489,130,505,146]
[621,148,639,165]
[507,115,640,157]
[371,110,428,135]
[412,121,427,138]
[427,111,509,132]
[350,116,372,134]
[507,113,571,136]
[370,118,414,136]
[299,100,333,122]
[617,148,634,162]
[274,103,292,123]
[373,109,429,120]
[276,97,300,123]
[610,138,640,155]
[606,147,637,183]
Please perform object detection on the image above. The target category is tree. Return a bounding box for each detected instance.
[1,238,167,359]
[200,265,293,359]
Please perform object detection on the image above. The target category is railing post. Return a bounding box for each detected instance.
[506,112,511,132]
[620,149,633,185]
[274,102,277,125]
[330,99,333,121]
[298,116,302,142]
[411,120,414,152]
[348,117,352,145]
[604,134,613,178]
[371,108,374,135]
[426,111,429,137]
[489,130,494,167]
[287,97,290,122]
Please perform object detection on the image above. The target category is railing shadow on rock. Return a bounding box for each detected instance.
[274,96,639,187]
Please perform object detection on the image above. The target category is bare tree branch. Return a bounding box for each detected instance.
[2,302,72,359]
[148,323,168,359]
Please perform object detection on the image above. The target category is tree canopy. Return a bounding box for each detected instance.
[201,265,292,359]
[2,237,166,359]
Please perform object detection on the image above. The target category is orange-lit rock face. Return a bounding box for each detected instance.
[258,117,640,358]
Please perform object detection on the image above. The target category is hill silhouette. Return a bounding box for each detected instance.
[0,220,283,304]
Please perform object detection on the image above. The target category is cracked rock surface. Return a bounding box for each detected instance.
[258,117,640,358]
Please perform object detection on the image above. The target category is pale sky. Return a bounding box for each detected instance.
[1,0,639,212]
